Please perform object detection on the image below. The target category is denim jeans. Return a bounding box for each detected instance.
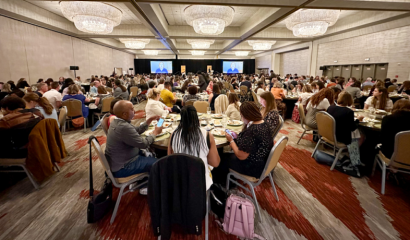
[112,155,158,178]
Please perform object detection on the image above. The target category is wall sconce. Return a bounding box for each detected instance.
[365,58,370,61]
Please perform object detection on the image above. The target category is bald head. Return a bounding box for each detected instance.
[113,100,134,122]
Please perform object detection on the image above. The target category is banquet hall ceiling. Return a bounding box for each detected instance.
[1,0,409,58]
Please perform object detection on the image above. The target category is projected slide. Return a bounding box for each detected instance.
[150,61,173,74]
[223,61,244,74]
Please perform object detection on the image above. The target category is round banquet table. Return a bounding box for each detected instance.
[359,94,408,108]
[283,97,299,119]
[142,114,243,151]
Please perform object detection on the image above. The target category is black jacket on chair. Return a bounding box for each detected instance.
[148,154,206,240]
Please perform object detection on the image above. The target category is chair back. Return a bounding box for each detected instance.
[271,115,284,139]
[194,101,209,113]
[240,86,248,96]
[185,100,195,106]
[214,94,229,114]
[91,138,121,188]
[230,84,234,93]
[298,103,306,126]
[58,106,67,129]
[101,97,114,113]
[363,85,372,91]
[224,82,229,89]
[101,115,109,135]
[251,91,259,104]
[316,111,337,143]
[258,136,288,181]
[130,87,139,97]
[128,94,132,101]
[387,85,396,93]
[390,131,410,170]
[62,99,83,117]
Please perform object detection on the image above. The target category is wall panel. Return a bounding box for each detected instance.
[279,49,309,76]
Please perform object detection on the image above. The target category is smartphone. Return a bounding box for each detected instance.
[225,129,233,137]
[157,118,165,127]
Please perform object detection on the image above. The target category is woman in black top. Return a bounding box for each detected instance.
[398,81,410,95]
[327,91,364,176]
[212,102,274,184]
[208,84,220,111]
[381,99,410,159]
[231,78,239,90]
[16,78,30,89]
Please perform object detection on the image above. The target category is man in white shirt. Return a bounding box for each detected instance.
[90,80,100,94]
[43,82,62,110]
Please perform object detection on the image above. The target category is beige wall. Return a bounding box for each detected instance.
[279,49,310,76]
[316,25,410,82]
[255,53,272,72]
[0,16,135,84]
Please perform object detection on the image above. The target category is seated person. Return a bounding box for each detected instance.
[270,82,287,119]
[327,92,364,176]
[43,82,62,110]
[167,105,220,190]
[0,96,44,158]
[107,98,122,129]
[182,86,201,106]
[259,92,280,135]
[364,87,393,112]
[62,85,90,118]
[381,99,410,159]
[225,93,241,121]
[305,88,334,129]
[160,82,178,111]
[398,80,410,95]
[113,80,129,100]
[35,82,48,97]
[212,102,274,184]
[105,100,162,192]
[208,84,221,111]
[298,85,314,107]
[146,88,172,119]
[345,80,362,101]
[90,80,100,94]
[23,92,59,127]
[94,86,110,110]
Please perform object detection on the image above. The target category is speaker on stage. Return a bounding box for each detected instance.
[70,66,79,70]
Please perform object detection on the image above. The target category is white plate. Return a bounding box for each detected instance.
[162,122,172,128]
[144,129,168,137]
[197,113,203,116]
[227,120,243,126]
[212,119,222,127]
[211,129,226,137]
[211,114,223,119]
[204,125,214,131]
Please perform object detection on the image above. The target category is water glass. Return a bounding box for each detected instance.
[207,107,211,116]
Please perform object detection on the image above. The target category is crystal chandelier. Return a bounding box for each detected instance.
[60,2,122,34]
[286,9,340,37]
[235,51,250,56]
[184,5,234,35]
[119,39,150,49]
[248,40,276,51]
[143,50,159,55]
[190,50,206,56]
[187,39,215,49]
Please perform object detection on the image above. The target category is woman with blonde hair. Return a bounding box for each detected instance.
[23,92,59,127]
[145,88,172,120]
[225,93,241,120]
[259,92,280,135]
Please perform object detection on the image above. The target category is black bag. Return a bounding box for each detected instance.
[87,136,112,223]
[313,150,335,166]
[210,184,227,219]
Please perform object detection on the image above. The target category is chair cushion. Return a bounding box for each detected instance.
[115,173,147,184]
[322,137,347,148]
[229,169,259,183]
[0,158,26,165]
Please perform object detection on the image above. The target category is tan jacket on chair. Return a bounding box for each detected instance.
[214,95,229,114]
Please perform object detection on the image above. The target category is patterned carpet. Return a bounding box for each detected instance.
[0,101,409,240]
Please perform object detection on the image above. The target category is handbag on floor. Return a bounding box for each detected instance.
[222,193,266,240]
[291,105,300,123]
[87,136,112,223]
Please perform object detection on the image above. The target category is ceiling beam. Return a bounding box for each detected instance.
[131,0,305,7]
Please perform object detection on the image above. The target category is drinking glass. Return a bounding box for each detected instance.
[207,107,211,116]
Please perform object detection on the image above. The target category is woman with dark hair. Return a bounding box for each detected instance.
[16,78,30,89]
[226,93,241,120]
[254,81,266,102]
[345,80,362,101]
[113,79,129,100]
[212,102,274,184]
[45,78,54,90]
[62,78,76,97]
[259,92,280,135]
[37,79,44,83]
[206,79,215,94]
[181,79,191,93]
[182,86,200,106]
[23,92,59,127]
[398,80,410,95]
[364,87,393,112]
[208,84,221,111]
[335,78,345,90]
[381,99,410,158]
[95,86,110,110]
[315,81,325,93]
[7,81,16,90]
[168,105,220,190]
[305,88,334,129]
[369,80,385,96]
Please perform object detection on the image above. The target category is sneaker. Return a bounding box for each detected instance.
[139,188,148,195]
[129,183,136,192]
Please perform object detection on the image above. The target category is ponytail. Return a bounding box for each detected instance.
[38,97,54,115]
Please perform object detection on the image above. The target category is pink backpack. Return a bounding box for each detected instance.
[222,193,265,240]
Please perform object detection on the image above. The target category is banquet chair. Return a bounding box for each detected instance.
[184,100,195,106]
[62,99,88,133]
[129,86,140,104]
[0,158,40,189]
[194,101,209,113]
[90,137,149,224]
[224,82,229,89]
[58,106,67,134]
[251,91,259,104]
[387,85,397,93]
[239,86,250,102]
[214,95,228,114]
[271,115,284,140]
[93,97,113,126]
[229,84,234,93]
[311,111,348,170]
[297,103,317,144]
[372,130,410,194]
[226,136,288,223]
[363,85,372,92]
